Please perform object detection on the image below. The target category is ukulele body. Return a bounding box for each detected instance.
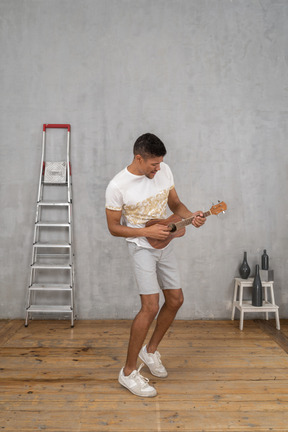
[145,214,186,249]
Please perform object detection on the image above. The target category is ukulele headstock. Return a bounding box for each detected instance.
[210,201,227,215]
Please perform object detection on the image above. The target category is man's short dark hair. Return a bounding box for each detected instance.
[133,133,167,159]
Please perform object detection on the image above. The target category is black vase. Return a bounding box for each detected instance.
[239,252,250,279]
[261,249,269,270]
[252,265,263,307]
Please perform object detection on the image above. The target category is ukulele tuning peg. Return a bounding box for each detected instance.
[217,200,225,214]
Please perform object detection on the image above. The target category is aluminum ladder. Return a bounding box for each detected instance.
[25,124,75,327]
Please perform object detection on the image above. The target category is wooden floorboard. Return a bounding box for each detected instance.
[0,319,288,431]
[254,319,288,354]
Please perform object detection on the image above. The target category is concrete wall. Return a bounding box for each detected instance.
[1,0,287,320]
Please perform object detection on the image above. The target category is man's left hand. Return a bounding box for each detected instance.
[191,211,206,228]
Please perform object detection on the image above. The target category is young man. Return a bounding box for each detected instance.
[105,133,206,397]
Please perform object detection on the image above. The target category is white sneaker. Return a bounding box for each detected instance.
[118,363,157,397]
[139,345,168,378]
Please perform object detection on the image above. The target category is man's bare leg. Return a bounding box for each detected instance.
[123,293,159,376]
[146,288,184,354]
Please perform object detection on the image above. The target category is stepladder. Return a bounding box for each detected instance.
[231,278,280,331]
[25,124,75,327]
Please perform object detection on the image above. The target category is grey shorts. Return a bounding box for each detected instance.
[127,242,181,295]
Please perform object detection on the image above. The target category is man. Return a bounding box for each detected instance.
[105,133,206,397]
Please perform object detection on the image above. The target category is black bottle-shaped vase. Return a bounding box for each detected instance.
[252,265,263,307]
[239,251,250,279]
[261,249,269,270]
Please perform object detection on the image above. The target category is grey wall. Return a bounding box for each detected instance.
[1,0,287,320]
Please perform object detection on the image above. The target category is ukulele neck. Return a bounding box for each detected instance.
[171,210,211,232]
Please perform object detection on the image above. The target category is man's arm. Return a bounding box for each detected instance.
[167,188,206,228]
[105,209,171,240]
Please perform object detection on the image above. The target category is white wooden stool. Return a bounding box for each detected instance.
[231,278,280,330]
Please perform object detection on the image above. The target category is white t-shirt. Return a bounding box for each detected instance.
[105,162,175,248]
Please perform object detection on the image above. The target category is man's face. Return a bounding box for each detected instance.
[138,155,163,179]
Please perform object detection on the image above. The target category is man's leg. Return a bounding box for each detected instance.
[123,293,159,376]
[146,288,184,353]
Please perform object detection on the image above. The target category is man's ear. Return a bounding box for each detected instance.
[135,154,143,163]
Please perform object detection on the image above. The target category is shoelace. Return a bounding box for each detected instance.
[131,363,150,387]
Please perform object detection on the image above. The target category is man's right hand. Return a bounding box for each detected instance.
[144,223,171,240]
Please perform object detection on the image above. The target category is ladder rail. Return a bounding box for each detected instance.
[36,130,46,203]
[67,129,72,203]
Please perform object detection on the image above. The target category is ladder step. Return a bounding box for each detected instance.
[26,305,72,313]
[29,284,72,291]
[33,242,71,248]
[35,222,70,227]
[37,201,71,206]
[42,181,68,185]
[31,263,71,270]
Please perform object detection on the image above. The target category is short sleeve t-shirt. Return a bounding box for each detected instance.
[105,162,175,248]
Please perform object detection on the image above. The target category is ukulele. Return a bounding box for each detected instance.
[145,201,227,249]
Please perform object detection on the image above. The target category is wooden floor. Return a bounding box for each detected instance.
[1,319,288,432]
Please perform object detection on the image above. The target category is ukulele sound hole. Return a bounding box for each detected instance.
[169,223,177,233]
